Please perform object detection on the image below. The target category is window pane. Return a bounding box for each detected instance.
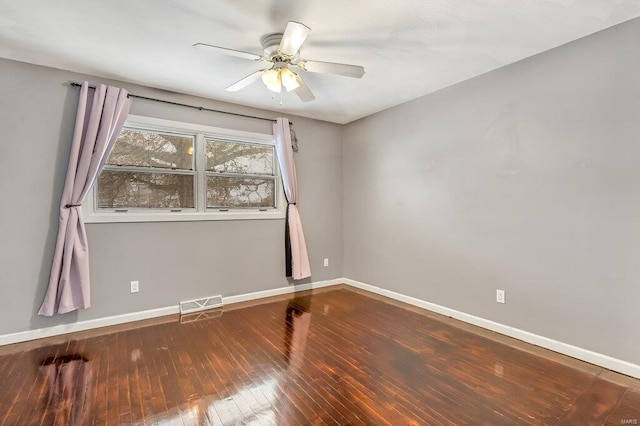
[98,171,195,209]
[206,140,274,175]
[207,176,275,208]
[107,129,194,170]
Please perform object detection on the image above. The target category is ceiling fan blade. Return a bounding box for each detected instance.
[297,60,365,78]
[193,43,262,61]
[226,70,264,91]
[294,75,315,102]
[279,21,311,56]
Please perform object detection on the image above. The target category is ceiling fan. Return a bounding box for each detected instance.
[193,21,365,102]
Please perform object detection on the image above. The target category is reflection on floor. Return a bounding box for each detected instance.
[1,286,639,424]
[39,354,93,425]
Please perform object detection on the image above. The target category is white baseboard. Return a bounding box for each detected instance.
[343,278,640,379]
[223,278,343,305]
[3,277,639,379]
[0,305,180,347]
[0,278,343,347]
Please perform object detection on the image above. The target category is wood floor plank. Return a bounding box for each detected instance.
[604,387,640,426]
[557,377,628,424]
[0,286,638,425]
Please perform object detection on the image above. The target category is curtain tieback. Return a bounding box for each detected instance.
[288,202,297,206]
[64,204,82,208]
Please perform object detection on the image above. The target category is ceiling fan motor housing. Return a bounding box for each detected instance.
[261,32,298,61]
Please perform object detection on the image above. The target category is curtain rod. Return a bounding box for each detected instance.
[69,82,292,125]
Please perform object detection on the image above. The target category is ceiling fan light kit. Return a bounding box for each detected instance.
[262,68,282,92]
[194,21,365,103]
[280,67,300,92]
[262,64,300,93]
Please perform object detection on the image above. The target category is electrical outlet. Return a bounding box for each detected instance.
[496,289,505,304]
[130,280,139,293]
[323,258,329,267]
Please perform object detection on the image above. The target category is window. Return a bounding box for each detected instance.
[98,129,196,210]
[205,139,276,209]
[83,115,284,223]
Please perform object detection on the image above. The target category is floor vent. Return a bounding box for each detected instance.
[179,295,223,315]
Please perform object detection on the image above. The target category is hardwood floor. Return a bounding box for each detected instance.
[1,286,638,425]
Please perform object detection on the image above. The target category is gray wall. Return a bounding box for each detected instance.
[0,58,343,334]
[2,17,639,368]
[343,18,640,365]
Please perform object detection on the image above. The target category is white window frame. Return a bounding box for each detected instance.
[83,115,285,223]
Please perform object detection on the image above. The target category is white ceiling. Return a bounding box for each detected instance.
[1,1,639,124]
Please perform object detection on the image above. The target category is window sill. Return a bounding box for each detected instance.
[83,210,285,223]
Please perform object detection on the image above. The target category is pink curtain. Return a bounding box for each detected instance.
[274,118,311,280]
[38,82,131,316]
